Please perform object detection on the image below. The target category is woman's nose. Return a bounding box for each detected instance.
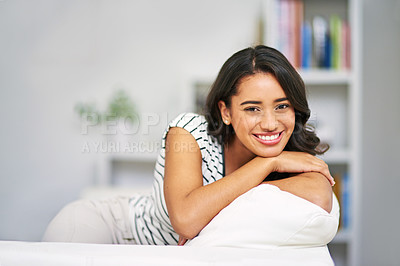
[259,112,278,131]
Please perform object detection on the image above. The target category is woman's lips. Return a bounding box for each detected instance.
[253,132,283,145]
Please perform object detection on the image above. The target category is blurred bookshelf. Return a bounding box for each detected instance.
[190,1,361,265]
[262,1,361,265]
[299,69,351,85]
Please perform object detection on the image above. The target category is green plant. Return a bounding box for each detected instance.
[74,102,101,123]
[105,90,138,122]
[75,89,138,124]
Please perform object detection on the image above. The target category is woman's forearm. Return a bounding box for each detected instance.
[264,172,333,212]
[165,156,275,239]
[173,169,333,240]
[165,129,334,239]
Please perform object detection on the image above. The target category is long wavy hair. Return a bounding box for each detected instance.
[204,45,328,156]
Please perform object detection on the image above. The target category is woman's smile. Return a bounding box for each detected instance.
[253,131,283,145]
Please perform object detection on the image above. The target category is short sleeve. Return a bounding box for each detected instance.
[161,113,209,159]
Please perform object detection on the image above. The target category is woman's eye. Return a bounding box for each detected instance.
[245,107,259,112]
[276,104,290,110]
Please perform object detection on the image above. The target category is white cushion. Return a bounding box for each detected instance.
[187,184,340,249]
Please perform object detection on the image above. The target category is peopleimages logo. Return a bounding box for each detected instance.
[79,112,173,136]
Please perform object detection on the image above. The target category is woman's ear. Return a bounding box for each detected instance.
[218,100,231,125]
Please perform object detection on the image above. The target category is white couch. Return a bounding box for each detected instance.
[0,240,334,266]
[0,184,338,266]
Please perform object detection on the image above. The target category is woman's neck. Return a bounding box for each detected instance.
[224,136,256,176]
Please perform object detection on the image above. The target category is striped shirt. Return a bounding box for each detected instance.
[129,113,225,245]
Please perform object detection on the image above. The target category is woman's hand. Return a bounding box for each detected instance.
[270,151,335,186]
[178,235,188,246]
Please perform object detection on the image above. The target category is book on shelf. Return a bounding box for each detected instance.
[313,15,329,68]
[262,0,351,70]
[332,172,351,230]
[330,15,342,69]
[341,173,350,229]
[301,20,312,68]
[341,21,351,69]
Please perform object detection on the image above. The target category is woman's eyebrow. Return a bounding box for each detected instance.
[240,98,288,106]
[275,97,289,103]
[240,100,262,105]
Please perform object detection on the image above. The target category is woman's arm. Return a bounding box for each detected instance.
[164,127,333,240]
[164,127,275,239]
[264,172,333,213]
[263,151,334,212]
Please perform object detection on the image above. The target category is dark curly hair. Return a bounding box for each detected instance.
[204,45,328,156]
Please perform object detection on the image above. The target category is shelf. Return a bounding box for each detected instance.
[318,148,351,164]
[107,152,159,163]
[96,151,159,185]
[298,69,352,85]
[330,229,352,244]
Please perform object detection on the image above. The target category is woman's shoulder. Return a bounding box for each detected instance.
[168,112,207,132]
[164,112,221,155]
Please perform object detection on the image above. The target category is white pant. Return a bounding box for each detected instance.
[42,196,136,244]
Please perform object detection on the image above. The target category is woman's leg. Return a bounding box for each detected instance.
[42,197,135,244]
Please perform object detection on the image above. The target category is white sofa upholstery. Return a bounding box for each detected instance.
[0,240,334,266]
[1,185,338,265]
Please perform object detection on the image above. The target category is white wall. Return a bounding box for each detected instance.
[0,0,261,241]
[2,5,400,266]
[360,0,400,265]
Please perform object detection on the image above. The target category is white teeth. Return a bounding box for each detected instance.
[257,134,279,141]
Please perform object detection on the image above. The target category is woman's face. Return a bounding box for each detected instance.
[220,72,295,158]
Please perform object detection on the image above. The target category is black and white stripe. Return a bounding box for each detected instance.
[129,113,225,245]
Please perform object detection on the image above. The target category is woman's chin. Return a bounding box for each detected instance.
[254,149,282,158]
[250,137,289,159]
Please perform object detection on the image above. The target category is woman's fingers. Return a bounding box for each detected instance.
[274,151,335,186]
[313,157,335,186]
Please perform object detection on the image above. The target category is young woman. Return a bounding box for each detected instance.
[42,45,335,245]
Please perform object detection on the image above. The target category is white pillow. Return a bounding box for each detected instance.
[186,184,340,249]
